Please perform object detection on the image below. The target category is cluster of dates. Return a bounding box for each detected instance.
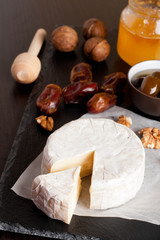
[36,62,127,130]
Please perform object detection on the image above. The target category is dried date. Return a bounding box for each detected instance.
[100,72,127,94]
[86,92,117,113]
[70,62,92,83]
[62,81,98,104]
[36,84,62,115]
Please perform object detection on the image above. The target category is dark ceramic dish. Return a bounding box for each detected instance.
[128,60,160,117]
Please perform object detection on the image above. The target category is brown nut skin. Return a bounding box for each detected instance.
[70,62,92,83]
[62,81,98,104]
[36,84,62,115]
[86,92,117,113]
[84,37,110,62]
[51,25,78,52]
[100,72,127,94]
[82,18,107,39]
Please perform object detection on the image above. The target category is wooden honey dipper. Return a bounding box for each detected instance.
[11,28,47,84]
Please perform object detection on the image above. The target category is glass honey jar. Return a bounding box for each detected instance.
[117,0,160,66]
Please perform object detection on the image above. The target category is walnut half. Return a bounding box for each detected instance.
[35,115,54,132]
[138,127,160,149]
[117,115,132,128]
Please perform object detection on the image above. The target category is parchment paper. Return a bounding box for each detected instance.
[11,106,160,225]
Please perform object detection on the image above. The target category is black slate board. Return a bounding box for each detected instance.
[0,27,160,240]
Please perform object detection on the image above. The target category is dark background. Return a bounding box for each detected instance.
[1,0,160,240]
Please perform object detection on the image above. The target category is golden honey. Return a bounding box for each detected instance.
[117,0,160,66]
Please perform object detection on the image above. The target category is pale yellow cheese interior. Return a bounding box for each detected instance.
[50,151,94,178]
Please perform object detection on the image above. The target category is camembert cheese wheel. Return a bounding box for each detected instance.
[41,118,145,210]
[31,167,81,224]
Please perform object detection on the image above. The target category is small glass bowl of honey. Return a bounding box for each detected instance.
[128,60,160,116]
[117,0,160,66]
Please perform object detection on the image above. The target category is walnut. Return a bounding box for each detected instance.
[138,127,160,149]
[35,115,54,131]
[83,37,110,62]
[117,115,132,128]
[51,25,78,52]
[82,18,107,39]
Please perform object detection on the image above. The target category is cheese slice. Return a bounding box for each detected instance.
[41,118,145,210]
[31,167,81,224]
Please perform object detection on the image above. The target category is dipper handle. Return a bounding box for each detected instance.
[28,28,47,56]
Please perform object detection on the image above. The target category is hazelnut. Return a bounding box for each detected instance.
[82,18,107,39]
[84,37,110,62]
[51,25,78,52]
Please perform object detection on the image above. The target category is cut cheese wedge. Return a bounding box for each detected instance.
[31,167,81,224]
[41,118,145,210]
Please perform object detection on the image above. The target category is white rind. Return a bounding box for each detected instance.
[31,167,81,224]
[41,118,145,210]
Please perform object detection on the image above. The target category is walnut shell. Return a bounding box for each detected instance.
[82,18,107,39]
[51,25,78,52]
[84,37,110,62]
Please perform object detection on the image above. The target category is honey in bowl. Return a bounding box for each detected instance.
[132,71,160,97]
[117,0,160,66]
